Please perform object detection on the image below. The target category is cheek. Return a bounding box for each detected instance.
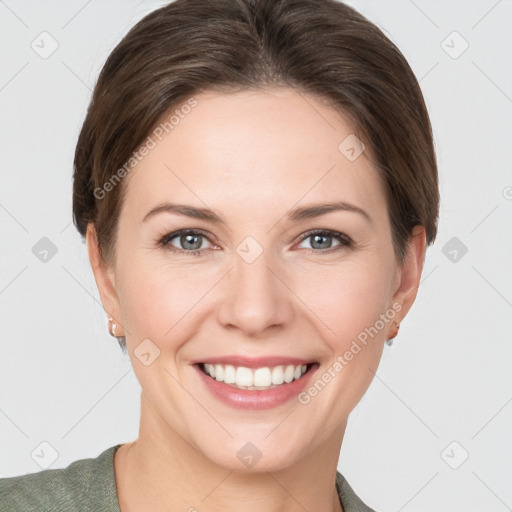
[299,266,388,399]
[294,259,390,343]
[116,255,214,342]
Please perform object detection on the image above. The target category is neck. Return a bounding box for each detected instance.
[114,392,345,512]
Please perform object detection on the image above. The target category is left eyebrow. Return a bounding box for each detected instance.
[287,201,373,227]
[142,200,373,227]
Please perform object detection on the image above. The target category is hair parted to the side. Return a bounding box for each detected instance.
[73,0,439,351]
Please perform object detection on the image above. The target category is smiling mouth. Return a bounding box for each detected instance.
[197,362,317,390]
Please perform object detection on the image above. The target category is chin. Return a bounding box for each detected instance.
[195,435,309,474]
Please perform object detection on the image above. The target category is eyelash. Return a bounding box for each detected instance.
[157,228,353,257]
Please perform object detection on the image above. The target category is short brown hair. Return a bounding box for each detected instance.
[73,0,439,269]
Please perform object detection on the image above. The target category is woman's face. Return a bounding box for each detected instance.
[88,87,424,471]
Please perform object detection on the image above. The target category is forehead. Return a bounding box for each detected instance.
[123,87,386,222]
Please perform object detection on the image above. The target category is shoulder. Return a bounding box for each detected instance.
[0,444,121,512]
[336,470,378,512]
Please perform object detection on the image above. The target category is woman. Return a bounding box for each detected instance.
[0,0,439,510]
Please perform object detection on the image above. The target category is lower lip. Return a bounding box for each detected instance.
[193,363,318,410]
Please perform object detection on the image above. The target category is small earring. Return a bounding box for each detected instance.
[108,316,126,349]
[107,316,115,337]
[108,317,119,337]
[385,321,400,346]
[108,316,123,338]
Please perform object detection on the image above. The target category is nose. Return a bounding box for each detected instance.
[216,246,295,338]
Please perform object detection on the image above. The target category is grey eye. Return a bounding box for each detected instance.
[172,233,206,251]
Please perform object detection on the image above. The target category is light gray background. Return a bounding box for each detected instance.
[1,1,511,511]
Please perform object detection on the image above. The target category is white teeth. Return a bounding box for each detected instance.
[284,365,294,383]
[271,366,284,385]
[201,363,309,389]
[254,367,272,387]
[214,364,224,381]
[236,367,253,386]
[223,364,236,384]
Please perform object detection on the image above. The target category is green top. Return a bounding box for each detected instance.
[0,444,377,511]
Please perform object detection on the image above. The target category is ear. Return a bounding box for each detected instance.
[388,225,427,331]
[86,223,125,336]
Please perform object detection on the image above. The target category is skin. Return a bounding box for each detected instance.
[87,87,426,512]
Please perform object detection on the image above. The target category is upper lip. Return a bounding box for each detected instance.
[192,355,317,369]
